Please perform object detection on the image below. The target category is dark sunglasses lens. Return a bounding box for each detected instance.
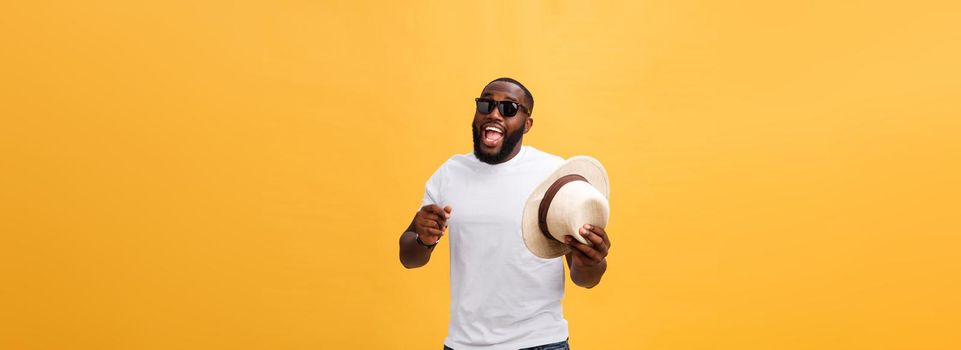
[476,99,493,114]
[499,102,519,117]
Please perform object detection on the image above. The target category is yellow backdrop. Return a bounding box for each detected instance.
[2,1,959,349]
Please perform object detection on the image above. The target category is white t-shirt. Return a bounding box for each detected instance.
[420,145,568,350]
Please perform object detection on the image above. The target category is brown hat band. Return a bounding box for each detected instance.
[537,174,589,242]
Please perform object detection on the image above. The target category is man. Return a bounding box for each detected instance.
[399,78,611,350]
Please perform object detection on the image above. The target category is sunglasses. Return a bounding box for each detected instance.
[475,98,530,117]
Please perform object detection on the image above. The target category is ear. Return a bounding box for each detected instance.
[524,117,533,134]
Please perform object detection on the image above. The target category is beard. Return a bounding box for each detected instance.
[472,122,524,165]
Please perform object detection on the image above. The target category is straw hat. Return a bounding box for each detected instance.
[522,156,610,259]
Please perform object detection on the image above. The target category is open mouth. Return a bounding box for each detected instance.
[482,124,505,148]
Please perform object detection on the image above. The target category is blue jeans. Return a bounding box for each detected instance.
[444,338,570,350]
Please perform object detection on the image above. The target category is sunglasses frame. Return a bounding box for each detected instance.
[474,98,530,117]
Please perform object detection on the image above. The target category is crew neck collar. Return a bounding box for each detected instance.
[471,145,529,170]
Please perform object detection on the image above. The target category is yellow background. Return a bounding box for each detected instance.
[2,1,959,349]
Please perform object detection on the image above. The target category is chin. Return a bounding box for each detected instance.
[480,147,500,156]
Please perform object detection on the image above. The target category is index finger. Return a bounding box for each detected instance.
[422,204,450,219]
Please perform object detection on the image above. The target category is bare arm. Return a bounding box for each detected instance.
[565,224,611,288]
[399,204,451,269]
[399,218,434,268]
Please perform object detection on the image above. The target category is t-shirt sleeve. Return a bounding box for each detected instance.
[419,162,445,208]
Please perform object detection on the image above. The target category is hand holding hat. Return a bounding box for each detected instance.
[566,224,611,267]
[521,156,611,259]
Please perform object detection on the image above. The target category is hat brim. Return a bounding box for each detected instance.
[522,156,610,259]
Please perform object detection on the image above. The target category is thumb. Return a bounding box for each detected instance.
[443,205,452,214]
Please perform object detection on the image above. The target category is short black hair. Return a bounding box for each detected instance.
[485,77,534,115]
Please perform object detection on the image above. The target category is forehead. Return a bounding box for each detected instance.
[480,81,525,102]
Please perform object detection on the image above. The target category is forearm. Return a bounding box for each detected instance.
[399,231,434,268]
[570,258,607,288]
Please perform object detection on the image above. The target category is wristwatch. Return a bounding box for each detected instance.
[416,235,438,249]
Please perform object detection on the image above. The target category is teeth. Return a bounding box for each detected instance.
[485,126,503,133]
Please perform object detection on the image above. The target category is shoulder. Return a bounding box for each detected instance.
[428,152,476,179]
[444,151,481,171]
[524,146,565,167]
[448,151,478,165]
